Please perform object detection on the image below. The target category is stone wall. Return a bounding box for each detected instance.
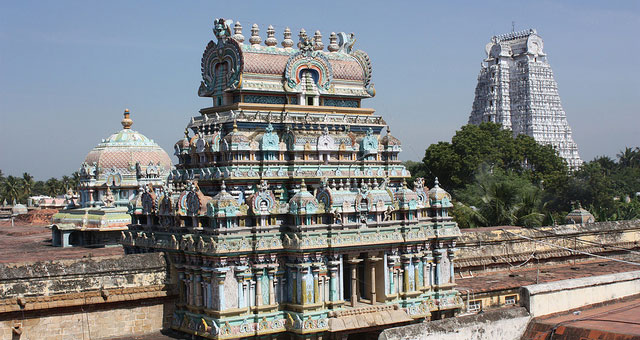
[379,307,531,340]
[0,253,175,340]
[0,300,173,340]
[456,220,640,273]
[520,270,640,316]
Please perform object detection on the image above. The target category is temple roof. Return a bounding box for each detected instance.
[83,109,172,175]
[198,19,375,102]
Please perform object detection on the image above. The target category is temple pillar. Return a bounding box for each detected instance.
[194,270,203,307]
[312,266,320,304]
[422,253,432,291]
[235,266,247,309]
[255,267,263,307]
[433,247,445,287]
[201,269,212,309]
[347,258,362,307]
[369,257,381,303]
[413,257,421,291]
[177,266,186,305]
[401,256,411,293]
[328,261,340,302]
[386,256,397,296]
[268,267,277,305]
[213,268,228,310]
[448,244,458,284]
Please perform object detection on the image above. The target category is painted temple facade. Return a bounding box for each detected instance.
[122,18,462,339]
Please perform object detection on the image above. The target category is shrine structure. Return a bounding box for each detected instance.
[51,110,172,247]
[122,18,462,339]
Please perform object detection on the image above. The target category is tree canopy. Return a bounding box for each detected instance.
[408,123,640,228]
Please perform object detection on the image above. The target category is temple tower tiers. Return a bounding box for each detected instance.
[468,29,583,168]
[124,18,462,339]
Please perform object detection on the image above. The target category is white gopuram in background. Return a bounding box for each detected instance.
[468,29,583,169]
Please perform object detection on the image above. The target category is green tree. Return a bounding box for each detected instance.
[617,147,639,168]
[423,123,568,192]
[3,176,23,204]
[454,168,544,227]
[22,172,34,198]
[44,178,61,197]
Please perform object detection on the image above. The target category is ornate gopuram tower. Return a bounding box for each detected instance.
[123,18,462,339]
[468,29,583,168]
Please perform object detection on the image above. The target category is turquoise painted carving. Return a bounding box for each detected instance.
[260,123,280,151]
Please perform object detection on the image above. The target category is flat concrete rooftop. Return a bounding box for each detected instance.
[0,221,123,264]
[522,294,640,339]
[457,258,640,295]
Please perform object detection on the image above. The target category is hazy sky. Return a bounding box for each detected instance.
[1,1,638,180]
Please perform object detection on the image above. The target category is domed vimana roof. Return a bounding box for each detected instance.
[83,109,172,174]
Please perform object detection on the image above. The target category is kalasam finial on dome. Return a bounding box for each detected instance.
[328,32,339,52]
[250,24,261,47]
[282,27,294,49]
[232,21,244,43]
[265,25,277,47]
[121,108,133,129]
[313,30,324,51]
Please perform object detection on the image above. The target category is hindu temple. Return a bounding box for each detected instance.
[122,18,462,339]
[51,109,172,247]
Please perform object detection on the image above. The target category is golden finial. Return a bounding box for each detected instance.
[233,119,238,132]
[121,108,133,129]
[300,179,307,191]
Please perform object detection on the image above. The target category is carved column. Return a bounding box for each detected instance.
[255,267,263,307]
[328,261,340,302]
[433,246,446,287]
[184,271,192,306]
[176,265,186,305]
[369,257,381,304]
[422,253,432,291]
[448,244,458,284]
[347,258,362,307]
[268,267,277,305]
[312,265,320,304]
[401,255,412,293]
[201,268,212,309]
[235,266,247,309]
[387,256,397,296]
[413,256,421,291]
[213,268,228,311]
[194,269,203,307]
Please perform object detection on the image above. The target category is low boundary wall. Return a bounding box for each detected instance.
[379,307,531,340]
[520,270,640,316]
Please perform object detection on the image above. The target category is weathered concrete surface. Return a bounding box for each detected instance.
[456,220,640,273]
[0,252,167,298]
[0,253,174,340]
[520,270,640,316]
[378,307,531,340]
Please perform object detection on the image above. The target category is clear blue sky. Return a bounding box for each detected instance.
[1,1,638,180]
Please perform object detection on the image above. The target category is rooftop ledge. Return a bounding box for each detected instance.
[200,102,376,116]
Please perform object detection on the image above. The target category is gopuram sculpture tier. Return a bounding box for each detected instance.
[468,29,583,168]
[123,18,462,339]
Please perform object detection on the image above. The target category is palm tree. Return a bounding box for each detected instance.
[479,181,520,226]
[617,147,639,168]
[61,176,71,192]
[3,176,23,204]
[71,171,81,191]
[45,178,61,197]
[516,189,544,227]
[22,172,34,198]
